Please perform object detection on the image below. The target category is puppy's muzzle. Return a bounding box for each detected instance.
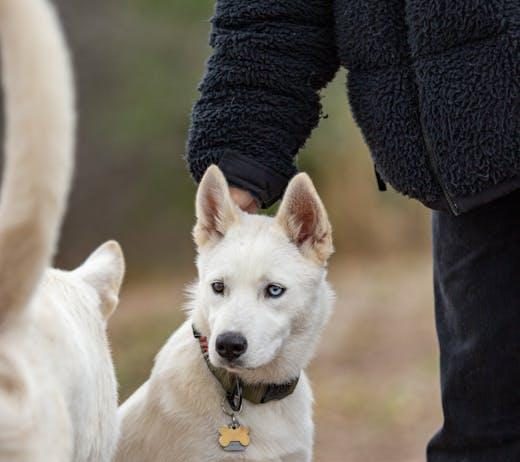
[216,332,248,361]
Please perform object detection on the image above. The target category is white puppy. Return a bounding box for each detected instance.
[0,1,124,461]
[116,165,334,462]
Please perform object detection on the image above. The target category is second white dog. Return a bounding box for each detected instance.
[0,1,124,461]
[116,165,335,462]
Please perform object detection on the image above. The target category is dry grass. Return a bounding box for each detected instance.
[109,256,441,462]
[311,258,440,461]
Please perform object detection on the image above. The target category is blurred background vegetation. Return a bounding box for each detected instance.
[9,1,441,460]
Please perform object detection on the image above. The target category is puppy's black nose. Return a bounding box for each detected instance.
[215,332,248,361]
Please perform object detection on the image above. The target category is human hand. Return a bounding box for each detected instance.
[229,187,258,213]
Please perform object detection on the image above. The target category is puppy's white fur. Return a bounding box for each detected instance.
[0,1,124,461]
[117,166,334,462]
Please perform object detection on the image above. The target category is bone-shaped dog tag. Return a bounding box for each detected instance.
[218,424,250,452]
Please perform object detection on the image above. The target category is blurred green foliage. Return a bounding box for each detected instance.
[129,0,213,19]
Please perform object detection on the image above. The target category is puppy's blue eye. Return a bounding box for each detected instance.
[211,281,225,295]
[265,284,286,298]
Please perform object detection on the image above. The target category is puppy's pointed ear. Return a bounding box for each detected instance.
[276,173,333,265]
[193,165,239,247]
[76,241,125,320]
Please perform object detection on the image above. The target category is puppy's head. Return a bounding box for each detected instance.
[190,166,334,383]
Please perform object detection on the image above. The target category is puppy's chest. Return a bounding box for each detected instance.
[180,407,310,462]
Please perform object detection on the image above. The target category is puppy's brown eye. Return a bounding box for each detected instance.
[211,281,225,295]
[265,284,286,298]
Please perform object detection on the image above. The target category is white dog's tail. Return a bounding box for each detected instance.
[0,0,75,322]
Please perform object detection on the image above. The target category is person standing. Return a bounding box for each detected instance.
[185,1,520,460]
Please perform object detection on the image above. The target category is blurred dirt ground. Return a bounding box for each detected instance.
[110,256,442,462]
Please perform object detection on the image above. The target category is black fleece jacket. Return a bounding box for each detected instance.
[186,0,520,214]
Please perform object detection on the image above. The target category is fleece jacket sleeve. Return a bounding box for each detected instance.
[185,0,339,208]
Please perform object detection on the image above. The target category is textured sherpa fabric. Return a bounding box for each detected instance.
[186,0,520,213]
[186,0,338,207]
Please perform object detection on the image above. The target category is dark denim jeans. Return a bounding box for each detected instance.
[427,190,520,461]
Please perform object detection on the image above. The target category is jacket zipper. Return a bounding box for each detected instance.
[413,67,460,215]
[420,122,460,216]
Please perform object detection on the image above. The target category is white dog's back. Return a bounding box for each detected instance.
[0,262,122,461]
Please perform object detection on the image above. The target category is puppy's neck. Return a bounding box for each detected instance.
[192,324,300,411]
